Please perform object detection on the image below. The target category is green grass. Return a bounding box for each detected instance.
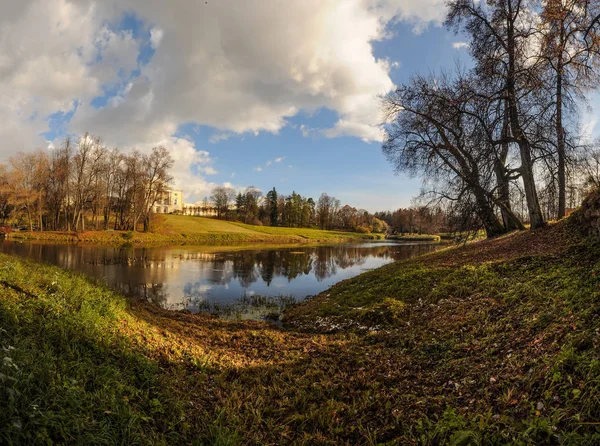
[159,215,260,234]
[164,215,384,241]
[285,222,600,443]
[0,257,192,444]
[8,214,384,246]
[229,220,383,240]
[5,211,600,443]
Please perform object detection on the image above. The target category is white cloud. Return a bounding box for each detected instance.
[299,125,312,138]
[452,41,469,49]
[149,27,164,49]
[0,0,445,198]
[209,132,232,143]
[70,0,444,144]
[321,119,384,142]
[0,0,138,155]
[254,156,286,172]
[199,166,218,175]
[582,117,597,143]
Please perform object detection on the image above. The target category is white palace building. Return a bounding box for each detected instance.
[152,188,218,217]
[153,189,184,214]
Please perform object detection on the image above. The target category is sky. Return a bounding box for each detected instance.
[0,0,478,212]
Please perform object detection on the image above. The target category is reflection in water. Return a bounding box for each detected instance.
[0,241,441,319]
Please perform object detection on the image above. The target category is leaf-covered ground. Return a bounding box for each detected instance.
[2,215,600,444]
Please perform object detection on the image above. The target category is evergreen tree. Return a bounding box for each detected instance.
[266,187,278,226]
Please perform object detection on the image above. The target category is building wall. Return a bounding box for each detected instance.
[153,189,184,214]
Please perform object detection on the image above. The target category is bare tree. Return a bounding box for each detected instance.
[447,0,546,228]
[382,73,523,237]
[70,134,105,232]
[139,146,174,231]
[211,186,236,219]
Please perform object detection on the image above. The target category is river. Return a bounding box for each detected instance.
[0,240,442,320]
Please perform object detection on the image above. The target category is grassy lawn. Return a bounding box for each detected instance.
[158,215,259,234]
[229,220,380,240]
[4,209,600,443]
[7,215,384,245]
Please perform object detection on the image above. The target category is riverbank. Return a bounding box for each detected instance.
[386,233,441,242]
[5,215,384,246]
[2,207,600,443]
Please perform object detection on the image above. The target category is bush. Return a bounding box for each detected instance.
[122,231,135,240]
[370,217,389,233]
[355,225,371,234]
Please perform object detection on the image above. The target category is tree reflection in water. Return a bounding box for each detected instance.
[0,241,441,319]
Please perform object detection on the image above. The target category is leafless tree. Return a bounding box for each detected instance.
[447,0,546,228]
[211,186,236,219]
[382,73,523,237]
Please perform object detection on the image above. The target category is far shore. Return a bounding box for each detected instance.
[2,215,393,247]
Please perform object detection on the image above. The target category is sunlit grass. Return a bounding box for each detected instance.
[7,214,382,245]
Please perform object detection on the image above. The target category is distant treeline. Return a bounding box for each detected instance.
[374,207,449,236]
[202,186,389,234]
[0,135,173,232]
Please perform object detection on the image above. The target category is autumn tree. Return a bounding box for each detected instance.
[537,0,600,217]
[5,151,49,231]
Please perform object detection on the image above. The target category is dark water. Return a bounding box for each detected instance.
[0,240,442,319]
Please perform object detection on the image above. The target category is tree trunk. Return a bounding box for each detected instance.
[506,15,545,229]
[518,147,545,229]
[557,55,566,218]
[506,91,545,228]
[474,189,506,237]
[494,160,524,231]
[27,206,32,232]
[496,104,524,231]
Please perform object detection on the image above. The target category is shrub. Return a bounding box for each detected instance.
[122,231,135,240]
[355,225,371,234]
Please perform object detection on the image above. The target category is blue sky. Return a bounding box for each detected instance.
[194,26,472,211]
[0,1,484,212]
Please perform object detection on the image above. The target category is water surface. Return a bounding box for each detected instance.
[0,240,442,319]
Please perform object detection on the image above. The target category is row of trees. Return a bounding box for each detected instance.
[208,186,389,234]
[374,207,449,235]
[382,0,600,237]
[0,135,173,232]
